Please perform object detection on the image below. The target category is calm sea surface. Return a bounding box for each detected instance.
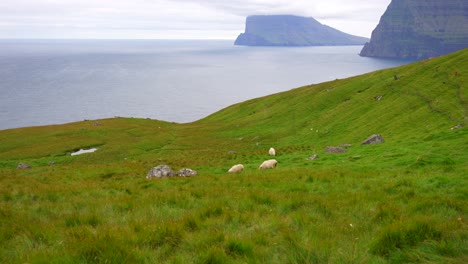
[0,40,412,130]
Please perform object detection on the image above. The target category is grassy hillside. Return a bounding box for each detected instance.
[0,49,466,263]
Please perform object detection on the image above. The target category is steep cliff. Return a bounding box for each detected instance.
[234,15,369,46]
[360,0,468,59]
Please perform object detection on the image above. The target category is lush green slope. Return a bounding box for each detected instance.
[0,49,466,263]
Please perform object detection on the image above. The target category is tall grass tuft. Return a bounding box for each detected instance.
[140,225,184,250]
[67,228,140,263]
[197,247,229,264]
[225,239,254,258]
[370,220,442,257]
[282,232,329,264]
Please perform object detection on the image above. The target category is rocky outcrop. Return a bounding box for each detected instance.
[235,15,369,46]
[360,0,468,59]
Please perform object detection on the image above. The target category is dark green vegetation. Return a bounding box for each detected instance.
[235,15,368,46]
[0,50,467,263]
[360,0,468,59]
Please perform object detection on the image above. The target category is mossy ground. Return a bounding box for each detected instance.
[0,49,467,263]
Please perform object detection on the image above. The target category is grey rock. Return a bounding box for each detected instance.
[146,165,175,179]
[178,168,198,177]
[17,163,31,169]
[326,146,347,154]
[307,154,319,160]
[362,134,385,145]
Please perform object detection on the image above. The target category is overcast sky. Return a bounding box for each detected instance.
[0,0,392,39]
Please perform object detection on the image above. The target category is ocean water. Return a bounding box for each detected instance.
[0,39,411,130]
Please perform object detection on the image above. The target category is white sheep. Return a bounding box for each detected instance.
[259,159,278,170]
[228,164,244,173]
[269,147,276,156]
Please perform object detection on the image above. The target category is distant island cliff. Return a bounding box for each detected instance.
[360,0,468,59]
[234,15,369,46]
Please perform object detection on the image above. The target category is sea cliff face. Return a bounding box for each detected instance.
[360,0,468,59]
[235,15,369,46]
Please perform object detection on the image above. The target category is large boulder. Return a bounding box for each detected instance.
[146,165,175,179]
[362,134,385,145]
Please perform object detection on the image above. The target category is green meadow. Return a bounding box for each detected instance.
[0,49,467,263]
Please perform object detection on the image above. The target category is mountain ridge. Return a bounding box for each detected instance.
[360,0,468,59]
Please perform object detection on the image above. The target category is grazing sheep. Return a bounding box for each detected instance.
[259,159,278,170]
[269,147,276,156]
[228,164,244,173]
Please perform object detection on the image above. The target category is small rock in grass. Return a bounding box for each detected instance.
[17,163,31,169]
[178,168,198,177]
[361,134,385,145]
[326,146,347,154]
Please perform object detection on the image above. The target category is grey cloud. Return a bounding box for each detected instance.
[0,0,391,39]
[170,0,311,17]
[171,0,391,18]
